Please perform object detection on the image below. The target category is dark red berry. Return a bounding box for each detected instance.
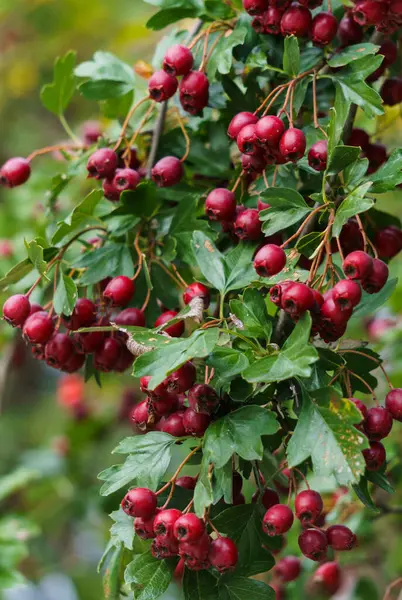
[279,128,306,162]
[361,258,389,294]
[208,537,238,573]
[243,0,268,14]
[299,0,323,8]
[87,148,117,179]
[0,157,31,188]
[256,116,285,148]
[114,345,134,373]
[308,140,328,171]
[75,329,104,353]
[282,282,314,316]
[166,362,196,394]
[243,154,266,176]
[326,525,356,551]
[148,70,178,102]
[174,513,205,542]
[234,208,262,240]
[364,406,393,441]
[183,282,210,309]
[131,400,153,431]
[163,45,193,76]
[228,112,259,141]
[281,5,312,37]
[154,508,182,537]
[385,388,402,422]
[114,307,146,328]
[179,71,209,114]
[176,476,197,490]
[152,533,179,559]
[103,178,120,201]
[264,7,284,34]
[140,376,170,401]
[237,124,259,156]
[321,297,352,327]
[343,251,373,280]
[160,411,186,436]
[254,487,280,510]
[275,556,301,583]
[63,298,97,330]
[152,156,183,187]
[389,0,402,21]
[298,528,328,561]
[205,188,236,221]
[337,15,363,46]
[112,168,140,192]
[45,333,75,369]
[311,12,337,46]
[63,351,86,373]
[94,337,121,372]
[347,128,370,151]
[312,562,341,595]
[153,393,179,418]
[375,226,402,259]
[134,514,157,539]
[182,408,211,436]
[263,504,294,536]
[379,40,398,68]
[121,487,157,518]
[254,244,286,277]
[270,280,293,306]
[295,490,324,526]
[353,0,387,25]
[351,398,368,431]
[3,294,31,327]
[366,143,387,174]
[188,384,219,415]
[179,531,210,565]
[332,279,362,311]
[103,275,134,307]
[23,311,54,345]
[154,310,184,337]
[363,441,386,471]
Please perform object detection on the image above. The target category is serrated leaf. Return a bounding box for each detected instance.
[53,272,77,316]
[0,259,33,291]
[259,188,311,236]
[327,88,351,157]
[229,287,272,340]
[24,239,48,278]
[183,569,218,600]
[224,243,257,293]
[219,576,275,600]
[327,43,379,68]
[353,475,379,511]
[71,242,134,286]
[367,149,402,193]
[208,26,248,79]
[327,145,361,175]
[40,50,76,116]
[207,347,250,381]
[103,542,123,600]
[125,553,173,600]
[332,182,374,238]
[193,456,214,517]
[75,51,135,100]
[283,36,300,77]
[296,231,324,259]
[193,231,226,292]
[109,508,134,550]
[52,190,103,244]
[335,78,383,119]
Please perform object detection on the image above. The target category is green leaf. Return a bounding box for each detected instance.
[103,542,123,600]
[203,406,279,469]
[169,195,215,264]
[75,51,135,100]
[344,158,370,187]
[353,475,379,511]
[327,43,379,68]
[40,50,76,116]
[98,432,176,495]
[71,242,134,286]
[332,182,374,238]
[193,231,226,292]
[243,313,318,383]
[366,470,394,494]
[109,508,134,550]
[367,149,402,193]
[296,231,324,258]
[335,78,383,119]
[207,26,248,79]
[183,569,218,600]
[259,188,311,236]
[287,388,368,486]
[0,468,40,502]
[207,347,250,382]
[147,7,198,30]
[125,553,173,600]
[224,243,257,293]
[219,576,275,600]
[229,288,272,340]
[327,145,361,175]
[0,259,33,291]
[52,190,103,244]
[352,278,397,318]
[24,239,48,278]
[283,36,300,77]
[193,456,214,517]
[53,272,77,316]
[327,88,351,156]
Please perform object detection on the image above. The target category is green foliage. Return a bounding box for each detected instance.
[40,50,77,116]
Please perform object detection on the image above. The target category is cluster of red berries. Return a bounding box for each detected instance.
[121,487,238,572]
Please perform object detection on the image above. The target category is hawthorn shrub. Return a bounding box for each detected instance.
[1,0,402,597]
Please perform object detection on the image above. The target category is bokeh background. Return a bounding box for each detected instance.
[0,2,402,599]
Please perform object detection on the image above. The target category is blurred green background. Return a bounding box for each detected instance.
[0,2,402,599]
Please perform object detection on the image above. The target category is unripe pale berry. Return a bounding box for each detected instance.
[279,128,306,162]
[183,282,210,309]
[295,490,324,526]
[385,388,402,422]
[148,70,178,102]
[103,275,135,307]
[228,112,259,141]
[275,556,301,583]
[343,251,373,280]
[263,504,294,536]
[152,156,183,187]
[121,487,157,519]
[361,258,389,294]
[234,208,262,240]
[298,528,328,561]
[254,244,286,277]
[208,537,238,573]
[255,115,285,148]
[308,140,328,171]
[311,12,338,46]
[23,311,54,345]
[205,188,236,221]
[188,384,219,415]
[326,524,356,551]
[154,310,184,337]
[174,513,205,542]
[3,294,31,327]
[87,148,118,179]
[0,157,31,187]
[163,45,193,76]
[112,168,140,193]
[364,406,393,441]
[363,441,386,471]
[281,5,312,37]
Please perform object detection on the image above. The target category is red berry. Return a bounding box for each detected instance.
[351,397,368,431]
[237,124,260,156]
[326,524,356,551]
[228,112,259,140]
[366,143,387,174]
[375,226,402,259]
[263,504,294,536]
[379,40,398,68]
[166,362,196,394]
[94,338,122,372]
[0,157,31,188]
[243,0,268,14]
[208,537,238,573]
[103,275,134,307]
[112,168,140,192]
[103,178,120,202]
[152,533,179,559]
[254,244,286,277]
[363,441,386,471]
[282,282,314,316]
[263,8,284,34]
[140,376,169,400]
[179,71,209,114]
[114,345,134,373]
[364,406,393,441]
[258,198,270,212]
[160,411,186,436]
[114,307,146,328]
[361,258,389,294]
[256,116,285,148]
[281,5,312,37]
[121,487,157,518]
[253,487,280,510]
[332,279,362,311]
[148,70,178,102]
[337,15,363,46]
[154,508,182,537]
[154,310,184,337]
[183,282,210,309]
[75,329,104,353]
[205,188,236,221]
[234,208,262,240]
[298,528,328,561]
[312,562,341,595]
[3,294,31,327]
[23,311,54,345]
[182,407,211,436]
[279,128,306,162]
[174,513,205,542]
[176,476,197,490]
[308,140,328,171]
[347,128,370,151]
[45,333,75,369]
[179,531,210,565]
[270,280,293,306]
[295,490,324,526]
[385,388,402,422]
[63,351,86,373]
[188,384,219,415]
[353,0,387,25]
[163,45,193,76]
[131,400,153,431]
[241,153,266,176]
[311,12,338,46]
[153,394,179,418]
[152,156,183,187]
[321,297,352,327]
[134,514,157,539]
[63,298,97,330]
[87,148,117,179]
[343,251,373,280]
[82,120,102,144]
[275,556,301,583]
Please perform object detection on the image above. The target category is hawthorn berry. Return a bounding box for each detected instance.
[208,537,238,573]
[263,504,294,536]
[154,310,184,337]
[275,556,301,583]
[148,70,178,102]
[270,280,293,306]
[140,376,169,400]
[361,258,389,294]
[94,337,122,372]
[179,71,209,114]
[23,311,54,345]
[385,388,402,422]
[176,476,197,490]
[112,168,140,192]
[343,251,373,280]
[366,143,387,174]
[298,528,328,561]
[326,525,356,551]
[154,508,182,537]
[308,140,328,171]
[258,198,270,211]
[0,157,31,187]
[151,156,183,187]
[311,12,338,46]
[188,384,219,415]
[87,148,117,179]
[255,115,285,148]
[163,45,193,76]
[63,351,86,373]
[332,279,362,311]
[174,514,205,542]
[228,112,259,141]
[279,128,306,162]
[75,328,104,354]
[295,490,324,526]
[3,294,31,327]
[121,487,157,519]
[166,363,196,394]
[234,208,262,240]
[183,282,210,309]
[179,531,210,565]
[281,5,312,37]
[337,15,363,46]
[114,307,146,328]
[131,400,152,431]
[134,514,157,539]
[243,0,268,14]
[82,120,102,144]
[254,487,280,510]
[363,441,386,472]
[375,226,402,259]
[351,398,368,431]
[103,178,120,201]
[312,561,341,595]
[182,407,211,436]
[205,188,236,221]
[347,128,370,151]
[152,533,179,559]
[103,275,134,306]
[153,394,179,418]
[114,345,134,373]
[63,298,97,330]
[352,0,387,25]
[282,282,314,317]
[364,406,393,441]
[160,412,186,436]
[237,124,259,156]
[253,244,286,277]
[45,333,75,369]
[263,8,284,34]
